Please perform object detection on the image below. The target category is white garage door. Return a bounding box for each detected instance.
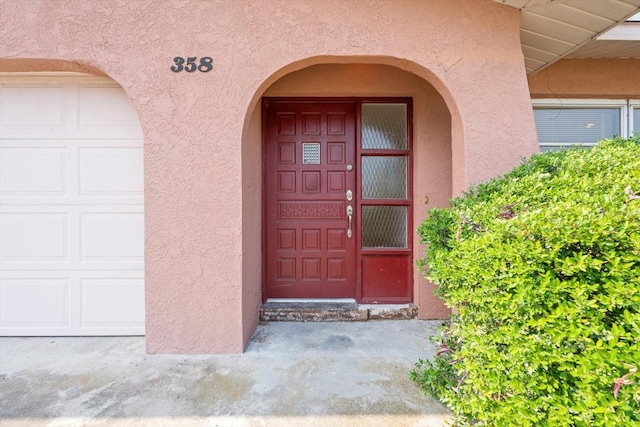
[0,75,145,336]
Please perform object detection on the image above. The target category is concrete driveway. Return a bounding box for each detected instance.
[0,320,450,426]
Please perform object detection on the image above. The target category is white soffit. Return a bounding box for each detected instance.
[493,0,640,73]
[567,40,640,58]
[597,11,640,39]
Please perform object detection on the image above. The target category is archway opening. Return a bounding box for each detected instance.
[241,60,459,346]
[0,60,146,337]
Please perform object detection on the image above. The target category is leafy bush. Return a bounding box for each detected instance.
[412,136,640,426]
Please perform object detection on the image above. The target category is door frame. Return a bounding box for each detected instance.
[261,97,413,304]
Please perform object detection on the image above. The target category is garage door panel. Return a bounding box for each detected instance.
[0,79,143,140]
[0,272,144,336]
[0,213,69,261]
[0,86,65,127]
[0,278,70,328]
[74,138,142,148]
[0,147,68,195]
[0,76,145,337]
[80,213,144,261]
[73,127,143,140]
[1,205,143,212]
[79,147,143,194]
[81,278,145,327]
[79,87,140,127]
[1,262,143,272]
[77,86,143,139]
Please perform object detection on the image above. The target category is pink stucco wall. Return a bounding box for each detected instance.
[529,58,640,98]
[0,0,538,353]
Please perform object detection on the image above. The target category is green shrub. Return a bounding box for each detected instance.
[412,136,640,426]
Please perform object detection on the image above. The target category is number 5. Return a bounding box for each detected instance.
[184,57,197,72]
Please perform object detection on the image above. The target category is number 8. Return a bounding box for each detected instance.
[199,57,213,72]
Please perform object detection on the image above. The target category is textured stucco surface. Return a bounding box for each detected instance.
[529,58,640,99]
[0,0,537,353]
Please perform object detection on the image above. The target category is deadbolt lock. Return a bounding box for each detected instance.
[346,190,353,201]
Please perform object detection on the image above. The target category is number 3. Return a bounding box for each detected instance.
[171,57,213,73]
[170,57,184,72]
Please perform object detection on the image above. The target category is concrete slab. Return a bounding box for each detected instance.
[0,320,451,426]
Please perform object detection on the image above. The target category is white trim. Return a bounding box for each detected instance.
[0,75,117,86]
[627,12,640,22]
[0,72,96,77]
[531,99,628,107]
[598,22,640,40]
[532,99,628,136]
[630,100,640,134]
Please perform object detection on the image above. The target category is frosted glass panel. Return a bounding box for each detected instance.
[362,156,407,199]
[362,104,407,150]
[534,108,620,151]
[362,206,407,248]
[634,107,640,133]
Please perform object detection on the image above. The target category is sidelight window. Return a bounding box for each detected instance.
[360,103,411,249]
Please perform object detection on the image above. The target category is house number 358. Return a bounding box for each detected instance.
[170,57,213,73]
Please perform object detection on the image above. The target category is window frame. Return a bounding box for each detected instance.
[358,100,412,251]
[630,99,640,134]
[531,99,629,151]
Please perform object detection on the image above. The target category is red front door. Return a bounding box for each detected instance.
[264,100,357,298]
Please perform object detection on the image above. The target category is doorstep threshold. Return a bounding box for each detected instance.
[260,300,417,322]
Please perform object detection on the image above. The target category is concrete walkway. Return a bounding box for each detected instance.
[0,320,450,426]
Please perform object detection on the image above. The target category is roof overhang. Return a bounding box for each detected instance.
[492,0,640,74]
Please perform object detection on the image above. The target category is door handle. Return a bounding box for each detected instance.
[346,205,353,238]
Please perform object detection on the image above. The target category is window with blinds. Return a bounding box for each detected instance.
[532,100,637,152]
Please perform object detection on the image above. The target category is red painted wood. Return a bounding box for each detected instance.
[356,99,413,304]
[263,98,414,303]
[360,254,412,303]
[264,100,357,298]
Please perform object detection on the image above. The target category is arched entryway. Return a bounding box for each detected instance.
[241,60,459,341]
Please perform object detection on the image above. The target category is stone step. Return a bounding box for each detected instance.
[259,301,417,322]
